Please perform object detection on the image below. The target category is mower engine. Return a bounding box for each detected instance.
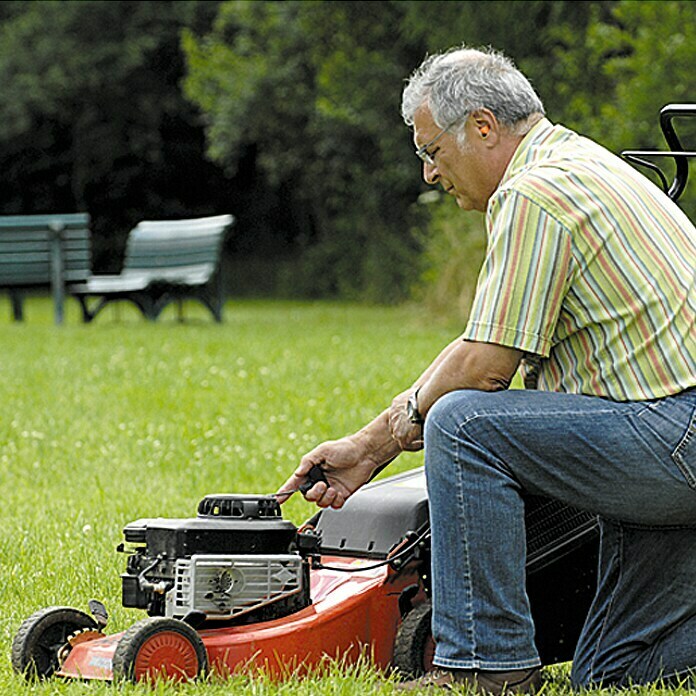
[119,494,313,625]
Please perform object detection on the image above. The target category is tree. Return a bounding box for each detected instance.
[404,1,696,320]
[544,1,696,214]
[0,0,230,271]
[4,1,690,301]
[183,0,430,301]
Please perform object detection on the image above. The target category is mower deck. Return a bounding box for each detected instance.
[58,558,421,681]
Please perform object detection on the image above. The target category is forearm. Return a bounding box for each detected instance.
[417,340,523,416]
[350,409,403,467]
[408,337,463,390]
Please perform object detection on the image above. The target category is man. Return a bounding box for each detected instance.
[279,46,696,693]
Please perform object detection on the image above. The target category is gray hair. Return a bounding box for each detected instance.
[402,46,545,138]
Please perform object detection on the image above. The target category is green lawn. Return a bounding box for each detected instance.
[0,297,689,695]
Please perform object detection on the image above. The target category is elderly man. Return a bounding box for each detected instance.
[280,46,696,693]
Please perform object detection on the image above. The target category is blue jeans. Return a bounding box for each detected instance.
[424,388,696,686]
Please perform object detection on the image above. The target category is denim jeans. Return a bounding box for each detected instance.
[424,387,696,685]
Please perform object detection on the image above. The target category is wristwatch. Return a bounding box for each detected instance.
[406,388,425,425]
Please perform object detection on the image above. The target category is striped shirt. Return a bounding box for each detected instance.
[463,118,695,400]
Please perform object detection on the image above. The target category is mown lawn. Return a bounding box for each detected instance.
[0,297,689,695]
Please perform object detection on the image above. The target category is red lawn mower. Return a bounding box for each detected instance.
[12,466,598,683]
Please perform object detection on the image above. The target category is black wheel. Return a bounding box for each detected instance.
[392,600,435,680]
[11,606,98,680]
[112,617,208,683]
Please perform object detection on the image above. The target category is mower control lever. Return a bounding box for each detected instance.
[299,465,329,495]
[276,464,329,500]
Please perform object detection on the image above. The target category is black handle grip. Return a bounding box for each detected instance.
[299,465,329,495]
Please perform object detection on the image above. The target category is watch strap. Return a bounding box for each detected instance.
[407,388,425,424]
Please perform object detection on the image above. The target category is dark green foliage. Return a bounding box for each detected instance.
[183,0,428,301]
[546,1,696,219]
[0,0,231,272]
[180,0,623,303]
[1,1,693,302]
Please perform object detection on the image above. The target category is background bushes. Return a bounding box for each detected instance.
[0,0,693,318]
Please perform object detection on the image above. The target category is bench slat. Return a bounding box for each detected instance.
[124,219,228,280]
[0,213,89,229]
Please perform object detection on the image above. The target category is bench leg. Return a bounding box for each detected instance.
[77,294,158,322]
[151,292,174,321]
[9,290,24,321]
[75,296,97,323]
[201,295,223,323]
[117,293,157,321]
[151,290,223,323]
[198,288,223,323]
[138,295,157,321]
[212,269,225,322]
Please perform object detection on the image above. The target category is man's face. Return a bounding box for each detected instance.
[413,107,490,212]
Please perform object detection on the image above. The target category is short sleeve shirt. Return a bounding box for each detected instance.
[462,119,696,400]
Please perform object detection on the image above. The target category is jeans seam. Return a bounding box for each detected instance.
[590,525,624,682]
[455,427,477,664]
[456,406,621,429]
[671,406,696,488]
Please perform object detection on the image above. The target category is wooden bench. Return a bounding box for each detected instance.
[70,214,234,323]
[0,213,91,325]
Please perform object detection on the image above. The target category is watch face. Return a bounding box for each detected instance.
[407,393,422,423]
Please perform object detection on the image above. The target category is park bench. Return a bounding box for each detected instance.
[69,214,234,323]
[0,213,91,325]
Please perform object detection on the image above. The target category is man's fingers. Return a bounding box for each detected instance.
[330,491,346,509]
[303,480,325,499]
[275,477,301,504]
[311,484,343,509]
[276,458,321,503]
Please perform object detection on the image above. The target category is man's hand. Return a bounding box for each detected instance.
[276,436,379,509]
[389,390,424,451]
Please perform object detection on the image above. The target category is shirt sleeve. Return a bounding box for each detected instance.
[463,189,573,357]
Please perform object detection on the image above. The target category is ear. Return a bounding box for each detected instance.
[470,109,499,147]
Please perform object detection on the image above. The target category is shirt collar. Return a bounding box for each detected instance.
[498,117,556,189]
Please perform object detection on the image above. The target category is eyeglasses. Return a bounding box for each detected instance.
[415,125,450,165]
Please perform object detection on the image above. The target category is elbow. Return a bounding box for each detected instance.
[457,341,522,392]
[480,373,513,391]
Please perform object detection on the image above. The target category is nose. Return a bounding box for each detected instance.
[423,161,439,185]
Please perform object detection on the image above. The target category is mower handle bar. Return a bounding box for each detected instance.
[622,103,696,202]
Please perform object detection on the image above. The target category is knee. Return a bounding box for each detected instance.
[425,391,462,438]
[424,389,489,444]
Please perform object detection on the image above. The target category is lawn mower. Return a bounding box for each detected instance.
[12,465,599,684]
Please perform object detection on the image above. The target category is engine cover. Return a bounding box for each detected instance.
[120,495,311,624]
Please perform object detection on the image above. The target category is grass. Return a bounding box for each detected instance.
[0,297,688,695]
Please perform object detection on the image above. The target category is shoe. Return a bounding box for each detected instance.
[395,667,541,694]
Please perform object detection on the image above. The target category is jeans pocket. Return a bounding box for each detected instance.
[671,401,696,489]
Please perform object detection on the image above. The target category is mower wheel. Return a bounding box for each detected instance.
[11,606,98,680]
[112,617,208,683]
[392,600,435,680]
